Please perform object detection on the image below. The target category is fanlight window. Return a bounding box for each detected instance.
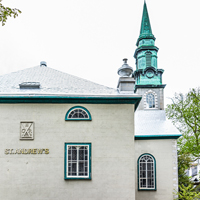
[146,93,155,108]
[138,154,156,190]
[65,106,92,121]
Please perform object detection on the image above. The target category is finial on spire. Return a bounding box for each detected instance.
[123,58,128,64]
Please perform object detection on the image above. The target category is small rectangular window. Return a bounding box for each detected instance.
[64,143,91,180]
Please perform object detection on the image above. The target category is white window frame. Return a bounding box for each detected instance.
[138,154,156,190]
[65,143,91,180]
[143,90,158,109]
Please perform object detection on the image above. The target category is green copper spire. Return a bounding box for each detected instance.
[133,1,165,91]
[136,1,155,46]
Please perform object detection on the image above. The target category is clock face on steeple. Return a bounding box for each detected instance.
[146,70,154,78]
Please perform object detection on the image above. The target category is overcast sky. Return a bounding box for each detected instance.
[0,0,199,106]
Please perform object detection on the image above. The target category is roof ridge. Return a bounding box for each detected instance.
[0,65,117,95]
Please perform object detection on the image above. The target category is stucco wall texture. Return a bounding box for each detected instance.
[0,104,136,200]
[135,139,178,200]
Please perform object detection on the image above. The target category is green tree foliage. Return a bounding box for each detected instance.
[166,88,200,159]
[174,184,200,200]
[177,153,192,186]
[0,0,21,26]
[166,88,200,199]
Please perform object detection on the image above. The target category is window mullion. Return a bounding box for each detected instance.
[77,146,79,176]
[146,161,147,188]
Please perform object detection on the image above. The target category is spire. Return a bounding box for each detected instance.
[136,1,155,46]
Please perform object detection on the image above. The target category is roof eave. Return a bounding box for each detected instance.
[0,95,142,110]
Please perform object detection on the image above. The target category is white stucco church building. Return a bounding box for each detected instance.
[0,2,181,200]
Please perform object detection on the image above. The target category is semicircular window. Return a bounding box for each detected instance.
[65,106,92,121]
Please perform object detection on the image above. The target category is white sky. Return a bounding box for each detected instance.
[0,0,200,106]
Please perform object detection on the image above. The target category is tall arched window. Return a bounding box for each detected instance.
[138,154,156,190]
[146,93,155,108]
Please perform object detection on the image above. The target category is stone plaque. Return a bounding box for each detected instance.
[20,122,34,140]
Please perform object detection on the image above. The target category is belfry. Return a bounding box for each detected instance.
[133,1,166,110]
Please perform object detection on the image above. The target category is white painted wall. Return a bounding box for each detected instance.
[135,139,178,200]
[0,103,135,200]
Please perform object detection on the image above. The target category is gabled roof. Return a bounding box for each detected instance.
[0,65,118,95]
[0,65,142,108]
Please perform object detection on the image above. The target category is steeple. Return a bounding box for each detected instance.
[136,1,155,46]
[133,1,166,110]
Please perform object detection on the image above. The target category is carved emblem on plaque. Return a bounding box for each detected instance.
[20,122,34,140]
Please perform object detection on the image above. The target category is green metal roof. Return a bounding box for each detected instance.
[136,1,155,46]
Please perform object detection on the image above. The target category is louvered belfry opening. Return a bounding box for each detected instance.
[146,52,152,67]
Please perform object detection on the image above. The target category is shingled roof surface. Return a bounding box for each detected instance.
[0,66,118,95]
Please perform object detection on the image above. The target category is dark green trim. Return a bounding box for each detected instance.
[137,153,156,191]
[135,134,182,140]
[0,96,141,110]
[64,143,91,180]
[135,84,166,88]
[65,106,92,121]
[134,46,159,58]
[136,35,156,47]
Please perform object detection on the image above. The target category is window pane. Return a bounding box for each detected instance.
[147,163,152,170]
[140,163,146,170]
[139,155,155,189]
[72,163,77,175]
[140,179,146,188]
[68,108,89,119]
[79,162,84,173]
[68,163,72,175]
[147,171,152,178]
[72,149,77,160]
[148,179,154,188]
[146,93,155,108]
[79,147,85,160]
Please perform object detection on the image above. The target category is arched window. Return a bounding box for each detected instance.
[146,93,155,108]
[138,154,156,190]
[144,90,158,109]
[65,106,92,121]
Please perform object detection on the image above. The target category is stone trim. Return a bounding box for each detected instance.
[143,90,158,109]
